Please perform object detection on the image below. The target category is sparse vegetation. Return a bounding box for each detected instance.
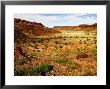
[15,57,28,65]
[14,64,53,76]
[54,58,72,65]
[92,47,97,55]
[14,66,39,76]
[37,64,53,75]
[14,18,97,76]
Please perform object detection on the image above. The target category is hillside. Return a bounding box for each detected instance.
[14,18,60,37]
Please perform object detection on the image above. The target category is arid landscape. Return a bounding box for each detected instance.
[14,16,97,76]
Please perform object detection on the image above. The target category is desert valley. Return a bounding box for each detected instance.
[14,18,97,76]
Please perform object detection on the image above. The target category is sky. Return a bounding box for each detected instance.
[14,13,97,27]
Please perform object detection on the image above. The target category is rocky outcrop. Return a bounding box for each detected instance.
[14,18,60,36]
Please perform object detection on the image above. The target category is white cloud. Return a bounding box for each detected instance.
[14,13,96,27]
[62,14,96,22]
[62,14,82,22]
[14,14,60,26]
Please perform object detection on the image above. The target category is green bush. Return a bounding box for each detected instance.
[14,66,38,76]
[14,64,53,76]
[14,68,26,76]
[54,58,72,65]
[37,64,53,73]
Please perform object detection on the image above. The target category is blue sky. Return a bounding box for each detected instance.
[14,14,97,27]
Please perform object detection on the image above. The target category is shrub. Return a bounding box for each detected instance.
[64,49,73,57]
[29,52,36,58]
[14,66,38,76]
[15,57,28,65]
[59,45,63,48]
[92,47,97,55]
[55,41,59,44]
[14,68,26,76]
[37,38,44,43]
[76,53,88,59]
[28,66,39,75]
[15,64,53,76]
[37,64,53,73]
[54,58,72,65]
[76,48,88,59]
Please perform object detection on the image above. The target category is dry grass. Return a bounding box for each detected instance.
[14,32,97,76]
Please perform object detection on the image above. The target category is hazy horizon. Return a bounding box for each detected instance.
[14,13,97,27]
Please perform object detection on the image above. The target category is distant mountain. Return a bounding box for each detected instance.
[53,23,97,32]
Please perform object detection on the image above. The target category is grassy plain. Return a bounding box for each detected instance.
[14,31,97,76]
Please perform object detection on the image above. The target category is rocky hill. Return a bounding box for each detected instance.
[14,18,60,37]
